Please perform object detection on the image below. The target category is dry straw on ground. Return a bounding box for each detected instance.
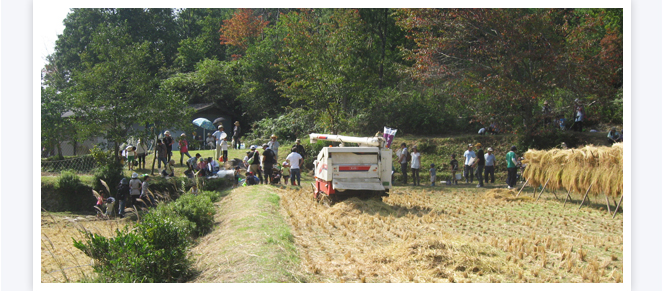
[522,143,623,198]
[278,187,622,283]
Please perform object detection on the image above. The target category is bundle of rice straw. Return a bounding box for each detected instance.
[522,143,623,198]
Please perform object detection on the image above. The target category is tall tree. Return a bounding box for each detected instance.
[70,24,189,159]
[41,87,76,158]
[395,8,576,132]
[219,8,270,59]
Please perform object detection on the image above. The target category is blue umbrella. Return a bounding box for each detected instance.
[192,118,216,131]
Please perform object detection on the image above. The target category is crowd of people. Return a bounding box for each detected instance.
[395,142,526,189]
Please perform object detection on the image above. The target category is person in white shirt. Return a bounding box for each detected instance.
[135,139,148,169]
[212,125,227,161]
[484,147,496,184]
[285,148,303,186]
[206,133,215,149]
[410,145,422,186]
[207,157,220,174]
[463,144,476,183]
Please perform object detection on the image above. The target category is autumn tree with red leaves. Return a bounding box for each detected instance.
[219,9,269,57]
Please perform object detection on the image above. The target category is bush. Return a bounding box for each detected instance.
[90,146,124,195]
[516,129,580,151]
[245,108,321,143]
[200,190,223,203]
[55,170,95,211]
[166,194,216,236]
[74,210,195,282]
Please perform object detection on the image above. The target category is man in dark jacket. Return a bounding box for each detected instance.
[249,145,263,184]
[473,143,485,188]
[117,178,130,218]
[262,144,276,184]
[163,131,174,162]
[292,139,306,159]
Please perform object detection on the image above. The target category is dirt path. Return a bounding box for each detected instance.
[189,185,308,283]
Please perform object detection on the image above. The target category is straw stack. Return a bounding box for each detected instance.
[522,143,623,198]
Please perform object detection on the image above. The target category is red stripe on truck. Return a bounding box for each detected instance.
[339,166,371,171]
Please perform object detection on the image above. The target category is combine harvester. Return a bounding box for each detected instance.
[309,133,392,203]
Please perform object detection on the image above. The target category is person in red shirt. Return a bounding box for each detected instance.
[179,133,192,166]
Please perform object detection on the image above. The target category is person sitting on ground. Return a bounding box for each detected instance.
[198,159,209,177]
[557,115,566,130]
[561,142,568,150]
[233,166,241,188]
[206,133,214,149]
[607,128,622,144]
[271,164,282,185]
[246,172,259,186]
[104,196,115,217]
[243,151,251,169]
[162,160,175,178]
[187,153,202,171]
[207,157,220,174]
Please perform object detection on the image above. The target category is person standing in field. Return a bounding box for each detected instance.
[156,139,168,170]
[397,143,409,185]
[129,172,142,207]
[233,121,242,150]
[163,131,174,162]
[450,154,459,185]
[221,137,229,164]
[262,144,276,185]
[282,160,291,185]
[125,145,136,171]
[506,146,518,189]
[268,134,280,161]
[248,145,263,184]
[484,147,496,184]
[292,139,306,159]
[136,138,148,169]
[542,100,553,127]
[410,145,422,186]
[212,125,227,162]
[429,163,436,187]
[285,148,303,186]
[463,144,476,184]
[179,133,192,166]
[117,178,129,218]
[473,143,485,188]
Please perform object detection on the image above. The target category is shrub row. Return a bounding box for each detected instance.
[73,190,220,282]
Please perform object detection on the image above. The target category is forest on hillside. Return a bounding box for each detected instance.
[41,8,623,155]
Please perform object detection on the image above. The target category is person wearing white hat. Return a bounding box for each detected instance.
[212,125,227,161]
[484,147,496,184]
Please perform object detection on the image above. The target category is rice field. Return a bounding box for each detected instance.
[278,186,623,283]
[41,212,131,283]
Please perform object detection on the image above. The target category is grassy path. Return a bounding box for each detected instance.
[189,185,309,283]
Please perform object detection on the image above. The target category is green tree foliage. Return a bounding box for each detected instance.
[173,8,233,72]
[70,24,190,158]
[41,87,75,158]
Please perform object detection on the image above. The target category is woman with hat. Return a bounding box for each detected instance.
[179,133,192,166]
[233,121,242,150]
[268,134,280,161]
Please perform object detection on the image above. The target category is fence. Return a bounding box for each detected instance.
[41,155,97,174]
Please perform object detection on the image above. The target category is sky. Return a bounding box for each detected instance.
[34,5,71,70]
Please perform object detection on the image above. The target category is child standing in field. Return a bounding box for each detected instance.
[221,137,229,165]
[179,133,192,166]
[450,154,459,185]
[429,163,436,186]
[282,161,291,185]
[126,145,136,170]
